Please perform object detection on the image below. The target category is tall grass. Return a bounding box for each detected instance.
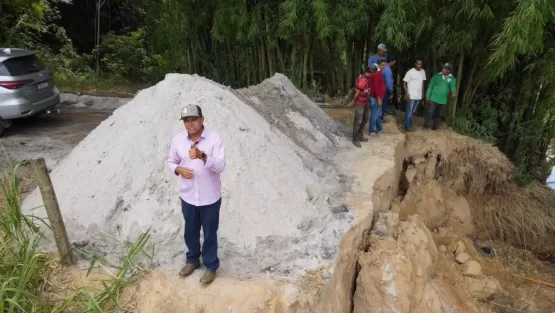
[0,160,52,312]
[0,158,151,312]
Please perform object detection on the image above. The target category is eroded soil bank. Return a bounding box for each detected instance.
[350,128,555,313]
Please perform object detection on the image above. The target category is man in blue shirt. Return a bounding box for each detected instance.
[368,43,388,68]
[381,56,396,119]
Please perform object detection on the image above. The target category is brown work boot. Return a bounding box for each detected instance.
[179,263,200,277]
[200,270,216,284]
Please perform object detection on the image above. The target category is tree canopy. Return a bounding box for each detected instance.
[1,0,554,183]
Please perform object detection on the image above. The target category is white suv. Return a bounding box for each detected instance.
[0,48,60,135]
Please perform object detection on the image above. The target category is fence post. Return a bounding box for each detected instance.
[30,158,76,265]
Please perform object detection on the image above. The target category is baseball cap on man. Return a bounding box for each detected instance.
[442,63,453,70]
[180,104,203,120]
[377,43,388,52]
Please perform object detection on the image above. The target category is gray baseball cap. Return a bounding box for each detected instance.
[180,105,203,120]
[377,43,388,52]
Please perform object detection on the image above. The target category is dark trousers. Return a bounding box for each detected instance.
[382,90,391,119]
[352,103,369,140]
[424,101,445,130]
[181,198,221,272]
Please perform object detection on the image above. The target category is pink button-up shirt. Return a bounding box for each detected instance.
[167,128,226,206]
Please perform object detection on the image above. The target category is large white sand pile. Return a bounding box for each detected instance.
[22,73,354,276]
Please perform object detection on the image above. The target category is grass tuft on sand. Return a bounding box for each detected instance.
[0,154,151,312]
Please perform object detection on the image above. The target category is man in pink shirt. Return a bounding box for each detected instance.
[167,104,226,284]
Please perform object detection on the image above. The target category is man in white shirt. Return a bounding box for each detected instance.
[402,59,427,132]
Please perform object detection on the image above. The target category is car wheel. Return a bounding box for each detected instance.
[0,124,6,137]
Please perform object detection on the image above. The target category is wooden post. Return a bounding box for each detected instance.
[30,158,76,265]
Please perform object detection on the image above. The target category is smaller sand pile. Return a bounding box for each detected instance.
[22,73,353,276]
[235,73,349,157]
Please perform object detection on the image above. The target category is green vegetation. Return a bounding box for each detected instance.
[1,0,554,179]
[0,158,150,312]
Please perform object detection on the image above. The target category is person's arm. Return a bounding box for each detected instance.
[449,76,457,96]
[204,135,226,173]
[379,77,387,100]
[377,75,386,106]
[352,89,360,106]
[402,71,410,97]
[167,137,181,176]
[421,71,427,99]
[368,75,376,98]
[425,75,436,101]
[385,72,393,93]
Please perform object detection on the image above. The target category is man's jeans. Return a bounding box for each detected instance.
[405,99,420,130]
[181,198,221,272]
[369,97,383,134]
[382,90,391,118]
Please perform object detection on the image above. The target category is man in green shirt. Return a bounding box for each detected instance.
[424,63,457,130]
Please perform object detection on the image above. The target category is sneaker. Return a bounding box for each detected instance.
[378,130,384,134]
[353,140,362,148]
[200,270,216,284]
[179,263,200,277]
[369,132,376,137]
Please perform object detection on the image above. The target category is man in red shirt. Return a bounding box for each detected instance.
[351,65,376,147]
[368,60,387,135]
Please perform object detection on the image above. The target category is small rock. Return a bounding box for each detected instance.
[405,168,417,185]
[439,245,447,253]
[454,241,466,255]
[455,252,470,264]
[463,260,482,277]
[468,276,501,299]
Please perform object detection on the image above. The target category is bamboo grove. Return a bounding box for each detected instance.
[1,0,555,180]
